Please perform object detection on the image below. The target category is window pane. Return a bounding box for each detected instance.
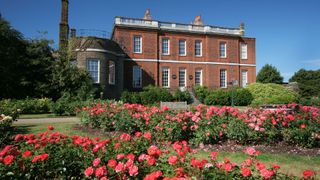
[162,67,169,87]
[87,59,99,83]
[134,36,141,53]
[195,41,202,56]
[195,69,202,86]
[241,43,247,59]
[162,38,169,55]
[220,42,226,58]
[220,69,227,88]
[179,68,186,87]
[133,66,142,88]
[179,40,186,55]
[241,71,248,87]
[109,61,115,85]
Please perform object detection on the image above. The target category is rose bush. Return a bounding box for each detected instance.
[0,114,15,146]
[0,130,316,179]
[79,102,320,148]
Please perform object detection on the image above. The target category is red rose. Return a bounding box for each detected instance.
[107,159,117,168]
[135,132,142,137]
[116,154,125,160]
[272,164,280,170]
[256,162,266,170]
[3,155,14,165]
[303,170,314,178]
[168,156,178,165]
[84,166,94,177]
[211,151,219,160]
[47,125,54,130]
[22,151,32,158]
[241,168,251,177]
[115,162,125,173]
[223,163,233,172]
[95,166,104,178]
[147,157,156,165]
[93,157,101,167]
[244,147,256,156]
[126,153,135,160]
[120,133,131,141]
[260,169,275,179]
[301,124,306,129]
[129,165,139,176]
[143,132,152,140]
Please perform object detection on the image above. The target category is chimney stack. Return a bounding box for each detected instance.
[240,22,245,36]
[59,0,69,56]
[143,9,152,20]
[70,28,76,38]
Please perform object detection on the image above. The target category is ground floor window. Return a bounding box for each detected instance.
[241,70,248,87]
[162,67,170,88]
[86,59,100,83]
[220,69,227,88]
[179,68,186,87]
[195,69,202,86]
[108,61,115,85]
[132,66,142,88]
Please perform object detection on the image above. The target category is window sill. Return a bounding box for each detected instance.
[133,52,142,54]
[179,55,187,57]
[162,54,170,56]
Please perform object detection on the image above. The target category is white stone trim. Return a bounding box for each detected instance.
[125,58,256,67]
[74,48,126,57]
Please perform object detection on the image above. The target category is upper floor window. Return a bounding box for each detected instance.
[87,59,100,83]
[195,40,202,56]
[179,40,186,56]
[220,69,227,88]
[162,38,170,55]
[241,43,248,59]
[179,68,186,87]
[195,69,202,86]
[132,66,142,88]
[133,35,142,53]
[219,42,226,58]
[108,61,115,85]
[162,67,170,88]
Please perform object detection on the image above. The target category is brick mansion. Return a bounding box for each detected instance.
[59,0,256,98]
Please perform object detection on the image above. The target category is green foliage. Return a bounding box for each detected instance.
[194,86,209,103]
[233,88,254,106]
[204,89,231,106]
[289,69,320,98]
[173,89,192,103]
[246,83,299,105]
[298,97,320,106]
[257,64,283,84]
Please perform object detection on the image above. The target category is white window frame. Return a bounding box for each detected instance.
[108,60,115,85]
[241,70,248,87]
[162,38,170,55]
[195,40,202,57]
[86,59,100,84]
[179,68,187,87]
[220,69,227,88]
[179,40,186,56]
[219,42,227,58]
[162,67,170,88]
[240,43,248,59]
[133,35,142,53]
[195,69,202,86]
[132,66,142,88]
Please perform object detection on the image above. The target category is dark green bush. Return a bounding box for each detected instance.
[298,97,320,106]
[194,86,209,103]
[52,93,90,116]
[173,89,192,104]
[233,88,254,106]
[120,91,141,104]
[204,89,231,106]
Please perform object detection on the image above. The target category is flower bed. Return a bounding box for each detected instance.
[0,114,15,146]
[0,128,316,179]
[79,103,320,148]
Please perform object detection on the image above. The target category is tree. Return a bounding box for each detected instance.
[256,64,283,84]
[289,69,320,97]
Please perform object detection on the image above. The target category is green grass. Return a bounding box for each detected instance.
[19,113,73,119]
[195,150,320,177]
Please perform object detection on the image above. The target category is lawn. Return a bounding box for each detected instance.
[12,121,320,178]
[19,113,73,119]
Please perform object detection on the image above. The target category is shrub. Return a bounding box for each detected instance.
[120,91,141,104]
[52,93,88,116]
[0,99,20,120]
[194,86,209,103]
[298,97,320,106]
[204,89,231,106]
[173,89,192,104]
[246,83,299,105]
[233,88,254,106]
[0,114,14,146]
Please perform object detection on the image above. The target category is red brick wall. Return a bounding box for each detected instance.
[113,26,256,90]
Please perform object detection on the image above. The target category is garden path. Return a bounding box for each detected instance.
[14,117,80,124]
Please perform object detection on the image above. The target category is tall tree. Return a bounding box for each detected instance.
[256,64,283,84]
[289,69,320,97]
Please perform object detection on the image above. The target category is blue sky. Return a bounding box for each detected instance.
[1,0,320,81]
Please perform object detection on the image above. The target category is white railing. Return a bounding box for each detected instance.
[115,17,242,36]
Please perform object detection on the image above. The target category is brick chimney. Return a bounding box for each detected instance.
[240,22,245,36]
[193,15,204,26]
[59,0,69,55]
[143,9,152,20]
